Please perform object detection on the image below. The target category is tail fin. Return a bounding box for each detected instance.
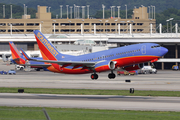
[9,41,25,64]
[34,30,63,61]
[21,48,31,60]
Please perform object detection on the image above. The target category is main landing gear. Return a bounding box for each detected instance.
[91,73,98,80]
[108,70,116,79]
[90,70,116,80]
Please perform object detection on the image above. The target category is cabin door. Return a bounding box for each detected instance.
[141,45,146,54]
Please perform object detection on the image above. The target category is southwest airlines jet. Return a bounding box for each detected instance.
[9,41,51,71]
[21,30,168,80]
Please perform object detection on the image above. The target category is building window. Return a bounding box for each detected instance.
[0,23,6,26]
[84,23,89,25]
[137,23,143,25]
[52,23,59,26]
[52,29,59,32]
[8,29,24,32]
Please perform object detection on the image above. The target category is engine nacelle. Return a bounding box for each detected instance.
[95,60,117,72]
[108,61,116,70]
[123,63,144,71]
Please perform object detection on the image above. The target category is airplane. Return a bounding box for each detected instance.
[21,30,168,80]
[9,41,52,71]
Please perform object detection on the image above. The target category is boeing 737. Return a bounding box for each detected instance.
[9,41,51,71]
[21,30,168,80]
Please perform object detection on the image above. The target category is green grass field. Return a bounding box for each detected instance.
[0,106,180,120]
[0,87,180,97]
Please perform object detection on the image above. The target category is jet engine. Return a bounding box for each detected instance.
[108,61,116,70]
[95,60,117,72]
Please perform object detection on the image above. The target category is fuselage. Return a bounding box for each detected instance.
[46,43,168,74]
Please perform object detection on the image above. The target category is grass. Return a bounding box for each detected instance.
[0,106,180,120]
[0,87,180,97]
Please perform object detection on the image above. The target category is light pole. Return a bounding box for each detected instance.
[166,19,169,33]
[110,6,112,18]
[115,19,117,36]
[117,6,120,19]
[23,4,25,18]
[77,6,80,18]
[66,5,69,19]
[10,5,12,19]
[26,6,27,17]
[70,6,73,19]
[105,20,109,45]
[169,18,174,36]
[131,20,134,35]
[87,5,90,19]
[68,20,71,44]
[102,4,105,19]
[153,6,155,19]
[40,21,43,32]
[60,5,63,19]
[141,5,143,19]
[151,5,153,19]
[82,19,84,40]
[82,6,86,19]
[74,4,76,19]
[112,6,115,18]
[125,4,127,19]
[99,20,102,46]
[148,6,150,19]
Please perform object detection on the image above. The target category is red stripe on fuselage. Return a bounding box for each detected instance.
[113,56,160,67]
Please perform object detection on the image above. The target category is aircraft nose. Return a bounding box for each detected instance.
[161,47,168,56]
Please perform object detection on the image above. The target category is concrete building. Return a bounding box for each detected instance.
[0,6,155,34]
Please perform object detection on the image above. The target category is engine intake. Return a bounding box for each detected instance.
[108,61,116,70]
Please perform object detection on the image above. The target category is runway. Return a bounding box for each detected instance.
[1,63,180,111]
[0,69,180,91]
[1,93,180,111]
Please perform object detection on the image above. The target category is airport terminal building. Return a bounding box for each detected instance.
[0,5,180,70]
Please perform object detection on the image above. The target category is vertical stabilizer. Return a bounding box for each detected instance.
[9,41,25,64]
[33,30,63,61]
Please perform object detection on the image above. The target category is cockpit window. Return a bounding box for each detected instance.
[151,45,161,48]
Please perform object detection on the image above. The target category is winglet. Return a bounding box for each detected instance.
[20,48,31,60]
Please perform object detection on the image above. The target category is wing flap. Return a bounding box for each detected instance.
[29,59,95,68]
[19,64,52,68]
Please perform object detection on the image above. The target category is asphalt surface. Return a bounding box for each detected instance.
[1,93,180,111]
[0,67,180,91]
[1,63,180,111]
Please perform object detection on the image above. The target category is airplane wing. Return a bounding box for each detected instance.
[26,59,95,67]
[19,64,52,68]
[21,48,96,68]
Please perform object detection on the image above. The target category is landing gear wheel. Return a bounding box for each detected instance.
[108,73,116,79]
[91,74,98,80]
